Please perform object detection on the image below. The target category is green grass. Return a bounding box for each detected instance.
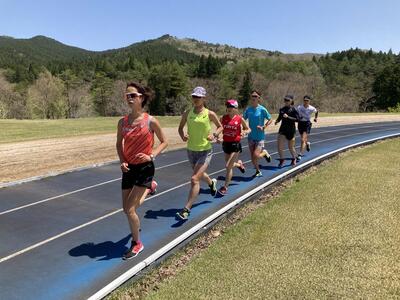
[1,113,399,144]
[133,138,400,299]
[0,116,181,144]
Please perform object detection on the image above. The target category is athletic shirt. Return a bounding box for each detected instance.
[277,106,300,134]
[243,105,271,141]
[187,108,212,151]
[221,114,242,143]
[297,104,317,122]
[122,113,154,165]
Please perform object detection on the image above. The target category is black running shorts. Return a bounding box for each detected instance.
[279,130,295,141]
[121,161,155,190]
[298,121,312,134]
[222,141,242,154]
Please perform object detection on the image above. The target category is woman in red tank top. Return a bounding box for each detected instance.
[116,82,168,259]
[217,99,250,195]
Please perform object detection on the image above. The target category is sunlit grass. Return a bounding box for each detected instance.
[124,138,400,299]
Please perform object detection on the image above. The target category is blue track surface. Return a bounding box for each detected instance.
[0,122,399,299]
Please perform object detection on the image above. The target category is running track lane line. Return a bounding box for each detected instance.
[0,127,398,264]
[0,123,393,216]
[87,131,400,300]
[0,122,395,191]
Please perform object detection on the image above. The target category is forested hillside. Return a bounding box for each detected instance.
[0,34,399,119]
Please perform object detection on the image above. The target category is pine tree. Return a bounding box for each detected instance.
[197,55,207,78]
[238,69,253,108]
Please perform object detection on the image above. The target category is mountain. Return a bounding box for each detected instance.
[0,35,94,67]
[0,34,320,71]
[157,34,320,61]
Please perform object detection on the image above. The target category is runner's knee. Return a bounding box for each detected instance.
[191,175,200,185]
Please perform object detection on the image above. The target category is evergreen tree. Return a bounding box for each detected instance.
[148,62,188,115]
[197,55,207,78]
[238,69,253,108]
[373,62,400,109]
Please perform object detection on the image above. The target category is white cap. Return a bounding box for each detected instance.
[191,86,206,97]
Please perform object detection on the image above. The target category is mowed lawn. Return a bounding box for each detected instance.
[0,116,181,144]
[1,113,399,144]
[134,138,400,299]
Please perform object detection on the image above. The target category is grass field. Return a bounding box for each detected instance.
[111,138,400,299]
[1,113,399,144]
[0,116,181,144]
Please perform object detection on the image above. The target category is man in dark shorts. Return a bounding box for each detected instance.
[297,95,318,161]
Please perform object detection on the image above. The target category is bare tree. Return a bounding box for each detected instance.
[27,70,67,119]
[0,71,26,119]
[68,84,94,118]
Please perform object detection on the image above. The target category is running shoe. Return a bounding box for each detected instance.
[296,154,302,162]
[306,142,311,152]
[209,178,217,196]
[218,186,228,196]
[237,160,245,173]
[147,180,158,196]
[123,240,144,260]
[291,159,296,167]
[261,149,272,163]
[253,170,263,177]
[176,207,190,220]
[278,159,285,168]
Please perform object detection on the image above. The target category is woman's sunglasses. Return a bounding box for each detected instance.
[126,92,142,99]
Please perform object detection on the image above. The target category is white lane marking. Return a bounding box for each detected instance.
[0,122,396,190]
[0,127,399,264]
[0,123,397,216]
[88,131,400,300]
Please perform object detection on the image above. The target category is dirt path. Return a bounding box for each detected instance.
[1,115,399,185]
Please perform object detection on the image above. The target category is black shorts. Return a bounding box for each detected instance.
[298,121,312,134]
[121,161,155,190]
[279,130,295,141]
[222,141,242,154]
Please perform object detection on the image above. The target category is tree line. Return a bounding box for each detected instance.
[0,44,399,119]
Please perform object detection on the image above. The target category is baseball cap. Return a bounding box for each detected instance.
[226,99,238,108]
[284,95,294,101]
[191,86,206,98]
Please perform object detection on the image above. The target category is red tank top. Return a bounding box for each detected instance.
[122,113,154,164]
[221,114,242,142]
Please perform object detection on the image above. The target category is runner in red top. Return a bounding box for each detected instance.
[217,99,250,195]
[116,82,168,260]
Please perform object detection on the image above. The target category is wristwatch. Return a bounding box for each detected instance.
[150,154,155,161]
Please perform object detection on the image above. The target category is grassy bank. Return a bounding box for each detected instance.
[112,138,400,299]
[0,116,181,144]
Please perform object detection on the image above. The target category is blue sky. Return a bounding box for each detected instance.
[1,0,399,54]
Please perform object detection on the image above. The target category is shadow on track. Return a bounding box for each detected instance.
[68,234,131,261]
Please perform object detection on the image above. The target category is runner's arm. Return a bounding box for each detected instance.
[287,108,300,122]
[264,109,272,128]
[178,110,189,141]
[209,111,223,137]
[150,117,168,157]
[314,109,319,122]
[241,118,251,134]
[116,118,125,164]
[275,111,282,125]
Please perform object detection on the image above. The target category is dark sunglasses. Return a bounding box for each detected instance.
[192,95,203,99]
